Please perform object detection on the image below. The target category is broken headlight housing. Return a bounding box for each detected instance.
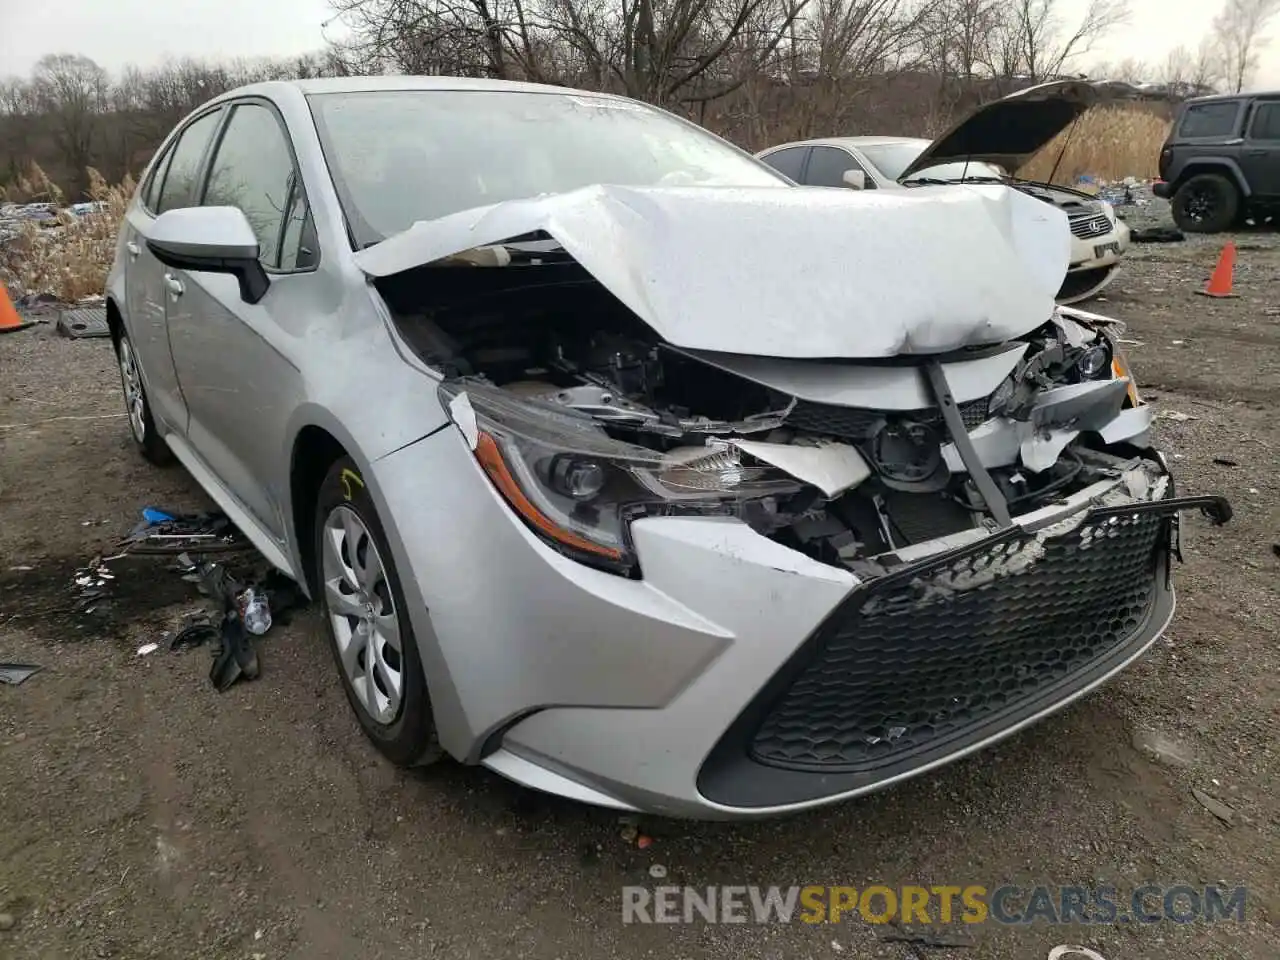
[440,381,801,575]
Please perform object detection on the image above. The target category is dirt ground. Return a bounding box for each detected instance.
[1,226,1278,960]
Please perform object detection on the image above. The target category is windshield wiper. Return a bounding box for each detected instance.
[902,178,954,186]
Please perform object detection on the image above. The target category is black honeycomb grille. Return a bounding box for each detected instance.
[750,508,1165,773]
[786,398,989,442]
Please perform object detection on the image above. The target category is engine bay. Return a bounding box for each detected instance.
[377,254,1163,575]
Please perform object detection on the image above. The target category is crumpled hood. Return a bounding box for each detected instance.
[355,182,1070,359]
[899,79,1139,180]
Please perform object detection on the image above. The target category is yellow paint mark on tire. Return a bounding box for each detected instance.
[340,467,365,501]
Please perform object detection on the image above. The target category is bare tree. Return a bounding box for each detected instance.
[28,54,110,197]
[984,0,1129,89]
[1210,0,1280,93]
[1159,40,1219,96]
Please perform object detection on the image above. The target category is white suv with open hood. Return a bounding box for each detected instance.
[758,81,1133,305]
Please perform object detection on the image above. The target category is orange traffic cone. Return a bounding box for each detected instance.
[1197,240,1238,298]
[0,281,35,333]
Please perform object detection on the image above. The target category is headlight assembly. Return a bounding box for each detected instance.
[440,380,801,575]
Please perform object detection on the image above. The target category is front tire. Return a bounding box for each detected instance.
[115,329,172,465]
[1171,173,1240,233]
[314,457,442,767]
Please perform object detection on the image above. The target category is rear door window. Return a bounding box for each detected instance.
[1179,101,1241,138]
[141,145,174,212]
[156,109,224,213]
[760,146,809,181]
[1248,101,1280,141]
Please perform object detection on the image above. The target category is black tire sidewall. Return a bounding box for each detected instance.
[313,456,440,766]
[1173,174,1239,233]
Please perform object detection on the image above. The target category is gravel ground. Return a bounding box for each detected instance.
[1,220,1277,960]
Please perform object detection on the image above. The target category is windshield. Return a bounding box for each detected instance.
[308,90,788,247]
[857,142,1007,184]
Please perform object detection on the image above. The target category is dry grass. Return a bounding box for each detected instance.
[1018,106,1171,186]
[1,166,134,302]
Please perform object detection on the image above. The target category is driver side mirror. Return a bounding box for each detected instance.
[842,169,867,190]
[147,206,270,304]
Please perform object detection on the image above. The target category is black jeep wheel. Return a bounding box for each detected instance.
[1171,173,1240,233]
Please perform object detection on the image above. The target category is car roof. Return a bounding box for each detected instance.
[1181,90,1280,105]
[762,135,932,152]
[208,75,628,104]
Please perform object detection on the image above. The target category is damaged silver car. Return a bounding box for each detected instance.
[105,76,1230,819]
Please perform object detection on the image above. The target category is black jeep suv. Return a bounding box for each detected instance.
[1154,92,1280,232]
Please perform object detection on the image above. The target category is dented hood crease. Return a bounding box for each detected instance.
[355,182,1071,360]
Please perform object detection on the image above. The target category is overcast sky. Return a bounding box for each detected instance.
[2,0,1278,89]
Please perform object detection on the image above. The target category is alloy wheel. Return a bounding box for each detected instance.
[321,505,404,724]
[1183,184,1215,223]
[118,338,146,443]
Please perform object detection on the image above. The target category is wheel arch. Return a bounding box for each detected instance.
[106,296,124,348]
[289,423,352,598]
[1172,160,1251,197]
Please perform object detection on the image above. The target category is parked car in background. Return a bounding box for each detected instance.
[1153,91,1280,233]
[758,80,1133,305]
[106,76,1228,820]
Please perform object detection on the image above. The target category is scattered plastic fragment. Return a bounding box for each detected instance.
[119,509,252,556]
[136,643,159,656]
[1212,458,1238,467]
[0,663,42,686]
[648,864,668,879]
[636,835,653,849]
[1048,948,1108,960]
[169,617,219,651]
[1171,339,1185,345]
[882,927,973,948]
[1249,487,1260,494]
[1156,410,1198,422]
[1191,787,1235,825]
[142,507,176,524]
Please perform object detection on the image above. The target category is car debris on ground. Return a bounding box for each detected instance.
[64,507,306,689]
[1191,787,1236,825]
[0,663,43,686]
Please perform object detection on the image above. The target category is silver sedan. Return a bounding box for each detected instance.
[106,76,1228,819]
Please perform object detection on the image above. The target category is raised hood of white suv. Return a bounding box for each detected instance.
[354,182,1071,360]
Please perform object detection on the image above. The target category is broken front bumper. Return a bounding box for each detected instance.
[698,495,1226,809]
[493,487,1228,818]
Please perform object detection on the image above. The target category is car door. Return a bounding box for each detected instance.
[803,146,877,189]
[121,107,224,435]
[164,98,321,541]
[1241,99,1280,197]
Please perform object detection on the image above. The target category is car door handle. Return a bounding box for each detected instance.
[1246,148,1267,156]
[163,273,184,297]
[126,241,140,258]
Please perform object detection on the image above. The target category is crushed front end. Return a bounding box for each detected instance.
[371,218,1231,815]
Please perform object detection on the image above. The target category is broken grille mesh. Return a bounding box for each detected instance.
[786,398,989,441]
[749,509,1165,773]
